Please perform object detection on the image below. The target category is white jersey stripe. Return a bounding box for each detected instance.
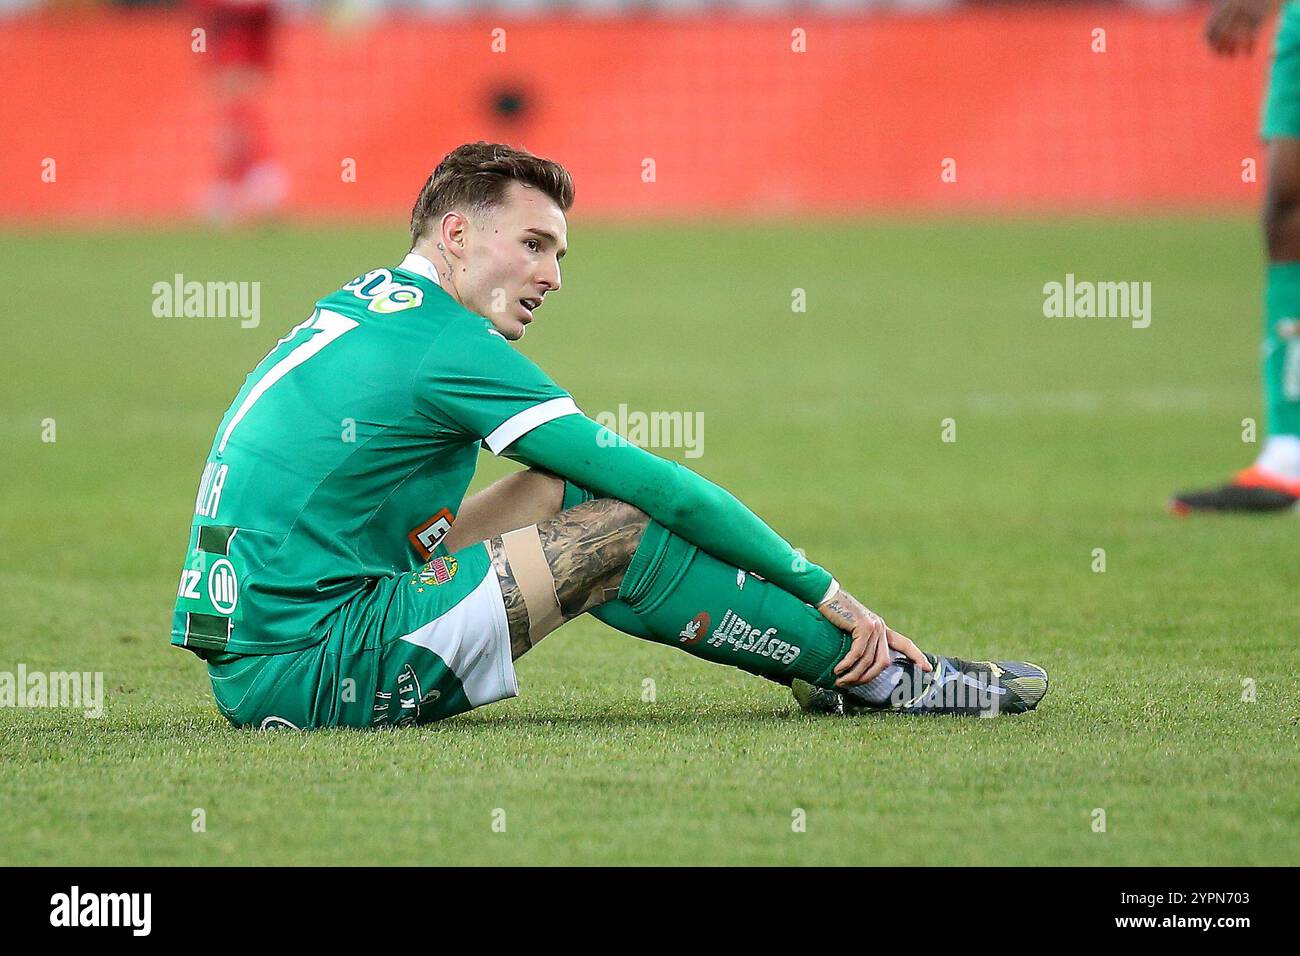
[483,396,581,454]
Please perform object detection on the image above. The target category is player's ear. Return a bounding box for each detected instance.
[438,211,469,258]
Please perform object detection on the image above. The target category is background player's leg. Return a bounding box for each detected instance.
[1173,136,1300,511]
[1174,19,1300,512]
[1258,137,1300,467]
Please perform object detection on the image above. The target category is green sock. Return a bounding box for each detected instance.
[614,520,851,689]
[1264,262,1300,437]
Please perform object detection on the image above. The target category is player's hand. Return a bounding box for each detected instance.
[817,588,931,688]
[1205,0,1274,57]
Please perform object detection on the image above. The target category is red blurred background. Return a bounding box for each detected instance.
[0,2,1272,222]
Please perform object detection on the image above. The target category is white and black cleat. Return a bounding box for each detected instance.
[793,654,1049,717]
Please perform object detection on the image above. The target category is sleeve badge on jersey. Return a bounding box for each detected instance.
[408,508,455,560]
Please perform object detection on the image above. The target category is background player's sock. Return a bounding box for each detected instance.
[1254,434,1300,480]
[1261,263,1300,459]
[614,519,852,688]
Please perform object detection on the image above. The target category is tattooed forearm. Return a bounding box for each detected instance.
[823,596,857,627]
[488,498,648,659]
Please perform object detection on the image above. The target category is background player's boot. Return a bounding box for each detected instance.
[1169,465,1300,515]
[793,654,1049,717]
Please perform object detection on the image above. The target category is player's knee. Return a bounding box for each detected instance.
[609,498,648,532]
[567,495,646,534]
[603,500,649,553]
[577,497,648,568]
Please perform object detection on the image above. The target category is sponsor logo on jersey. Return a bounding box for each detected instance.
[177,567,202,600]
[415,556,458,587]
[706,609,801,664]
[408,508,455,560]
[679,611,710,646]
[344,268,424,314]
[207,558,238,614]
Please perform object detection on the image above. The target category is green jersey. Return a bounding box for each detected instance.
[171,254,578,656]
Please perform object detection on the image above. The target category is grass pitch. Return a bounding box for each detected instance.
[0,218,1296,866]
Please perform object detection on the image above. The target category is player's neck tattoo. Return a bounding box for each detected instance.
[432,243,459,295]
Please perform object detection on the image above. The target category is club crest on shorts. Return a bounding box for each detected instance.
[679,611,710,645]
[415,555,458,587]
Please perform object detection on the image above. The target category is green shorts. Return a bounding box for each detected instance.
[1264,2,1300,140]
[206,542,518,729]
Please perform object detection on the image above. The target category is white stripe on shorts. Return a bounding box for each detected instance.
[397,569,519,708]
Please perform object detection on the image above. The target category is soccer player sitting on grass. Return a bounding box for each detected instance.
[171,142,1049,729]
